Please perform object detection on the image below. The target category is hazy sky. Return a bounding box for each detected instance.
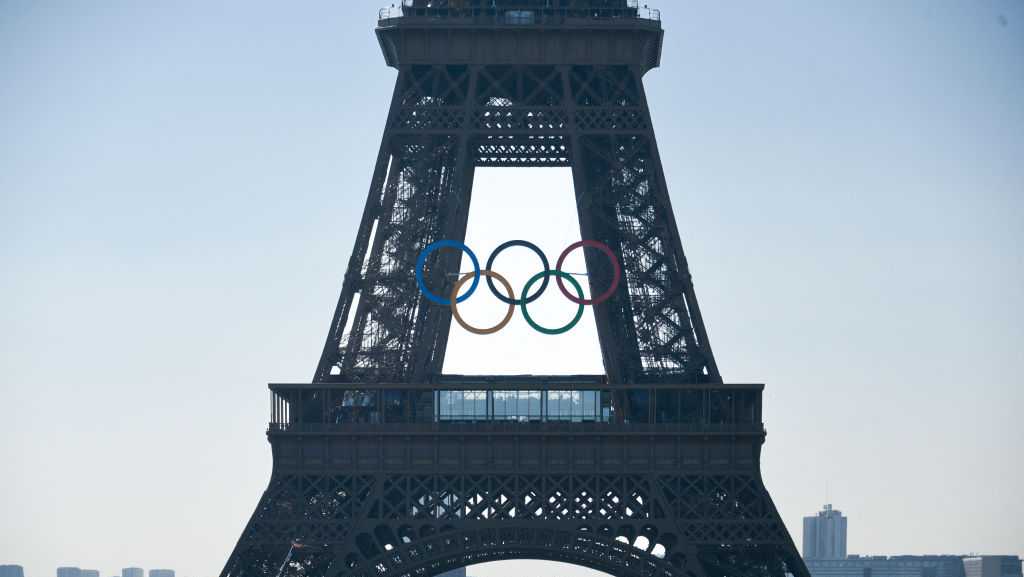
[2,1,1022,577]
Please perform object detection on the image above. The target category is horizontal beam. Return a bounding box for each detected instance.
[377,24,663,70]
[270,382,765,391]
[267,422,766,436]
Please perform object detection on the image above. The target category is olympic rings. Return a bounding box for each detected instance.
[415,239,622,334]
[416,240,481,305]
[521,270,586,335]
[451,271,516,335]
[486,240,550,305]
[556,240,621,306]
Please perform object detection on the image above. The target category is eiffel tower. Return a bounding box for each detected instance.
[221,2,810,576]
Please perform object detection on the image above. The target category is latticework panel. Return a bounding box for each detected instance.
[376,474,661,521]
[331,139,462,380]
[476,135,570,166]
[577,134,713,380]
[282,47,805,577]
[316,63,720,382]
[222,470,805,577]
[568,64,719,383]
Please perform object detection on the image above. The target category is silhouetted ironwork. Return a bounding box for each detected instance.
[222,3,809,577]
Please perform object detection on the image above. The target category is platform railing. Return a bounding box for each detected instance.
[268,421,764,434]
[378,0,661,25]
[268,383,763,432]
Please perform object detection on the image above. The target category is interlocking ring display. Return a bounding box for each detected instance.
[416,239,622,335]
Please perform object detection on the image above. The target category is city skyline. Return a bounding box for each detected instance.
[799,505,1022,577]
[2,503,1023,577]
[2,1,1022,576]
[4,508,1022,577]
[7,568,178,577]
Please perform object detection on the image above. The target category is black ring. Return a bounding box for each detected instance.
[485,240,550,305]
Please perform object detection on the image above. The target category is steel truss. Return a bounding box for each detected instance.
[223,5,808,577]
[314,63,718,385]
[224,441,805,577]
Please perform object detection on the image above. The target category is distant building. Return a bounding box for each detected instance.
[57,567,82,577]
[964,557,1024,577]
[149,570,174,577]
[806,556,967,577]
[0,566,26,577]
[800,505,1023,577]
[122,568,144,577]
[81,570,100,577]
[803,504,848,560]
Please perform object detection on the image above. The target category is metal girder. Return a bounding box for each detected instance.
[228,7,807,577]
[314,64,719,384]
[222,466,806,577]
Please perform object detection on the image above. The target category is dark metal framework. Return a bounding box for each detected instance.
[222,3,808,577]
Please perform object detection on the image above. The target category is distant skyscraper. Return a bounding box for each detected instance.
[149,570,174,577]
[964,557,1024,577]
[0,566,26,577]
[81,570,100,577]
[803,503,848,560]
[57,567,82,577]
[121,568,144,577]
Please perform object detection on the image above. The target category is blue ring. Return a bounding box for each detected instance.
[416,240,481,305]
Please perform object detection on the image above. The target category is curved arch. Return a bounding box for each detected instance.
[333,524,698,577]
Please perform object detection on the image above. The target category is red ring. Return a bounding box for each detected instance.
[555,240,622,306]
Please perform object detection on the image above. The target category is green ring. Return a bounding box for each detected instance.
[520,270,586,335]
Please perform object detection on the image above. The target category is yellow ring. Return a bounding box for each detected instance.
[450,270,516,335]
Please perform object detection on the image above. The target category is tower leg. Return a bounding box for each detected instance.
[226,53,810,577]
[314,67,478,383]
[565,65,720,385]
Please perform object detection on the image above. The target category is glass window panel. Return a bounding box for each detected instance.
[708,391,733,424]
[413,390,433,423]
[433,389,612,423]
[383,390,405,423]
[301,390,325,424]
[656,390,680,423]
[601,390,613,421]
[735,391,757,424]
[494,391,510,419]
[471,390,487,419]
[583,391,597,421]
[680,390,703,424]
[528,391,542,420]
[439,391,453,421]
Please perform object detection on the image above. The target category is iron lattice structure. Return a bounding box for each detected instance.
[222,3,809,577]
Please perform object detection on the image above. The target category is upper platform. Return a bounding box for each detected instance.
[267,378,765,437]
[376,0,664,72]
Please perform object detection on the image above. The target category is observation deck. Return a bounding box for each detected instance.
[266,379,767,474]
[268,378,764,436]
[375,0,664,71]
[378,0,662,25]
